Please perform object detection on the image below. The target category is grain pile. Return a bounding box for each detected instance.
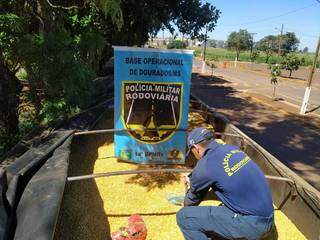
[54,110,306,240]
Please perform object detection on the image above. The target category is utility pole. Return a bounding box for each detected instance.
[300,35,320,115]
[202,25,208,73]
[162,28,165,47]
[277,24,284,60]
[249,33,257,61]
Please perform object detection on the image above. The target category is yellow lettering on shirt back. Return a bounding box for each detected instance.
[222,149,251,177]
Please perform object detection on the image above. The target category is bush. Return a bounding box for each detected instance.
[167,40,187,49]
[0,133,19,157]
[38,99,80,125]
[269,64,281,78]
[17,89,37,129]
[280,54,303,78]
[17,30,99,114]
[250,50,260,62]
[269,64,281,99]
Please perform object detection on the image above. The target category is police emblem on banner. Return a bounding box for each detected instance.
[122,81,183,143]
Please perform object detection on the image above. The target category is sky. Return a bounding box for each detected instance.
[158,0,320,52]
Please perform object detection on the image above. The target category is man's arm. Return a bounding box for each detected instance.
[183,165,213,206]
[184,185,210,206]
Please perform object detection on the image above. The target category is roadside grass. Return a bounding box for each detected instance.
[190,47,319,67]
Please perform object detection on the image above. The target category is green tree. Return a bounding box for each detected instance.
[0,63,22,154]
[216,40,225,48]
[173,1,220,41]
[18,31,97,109]
[280,54,302,78]
[280,32,299,55]
[112,0,220,46]
[167,40,187,49]
[84,0,220,69]
[0,13,23,146]
[226,29,252,60]
[0,0,122,155]
[250,50,260,62]
[269,64,281,99]
[208,39,217,48]
[256,35,278,63]
[0,0,221,156]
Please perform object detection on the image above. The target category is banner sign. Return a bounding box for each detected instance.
[113,46,193,164]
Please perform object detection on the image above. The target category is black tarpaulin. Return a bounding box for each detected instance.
[0,130,74,240]
[0,99,112,240]
[13,137,73,240]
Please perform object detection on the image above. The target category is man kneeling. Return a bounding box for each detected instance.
[177,128,274,240]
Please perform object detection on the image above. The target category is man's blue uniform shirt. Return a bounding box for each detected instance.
[184,140,274,218]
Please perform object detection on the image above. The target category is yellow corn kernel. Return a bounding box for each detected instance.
[55,111,306,240]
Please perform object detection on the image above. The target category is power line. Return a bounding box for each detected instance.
[220,2,318,28]
[292,32,318,39]
[298,33,319,39]
[284,28,319,39]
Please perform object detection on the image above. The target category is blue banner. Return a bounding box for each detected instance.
[113,46,193,164]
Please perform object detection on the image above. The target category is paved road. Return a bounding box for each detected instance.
[217,61,320,84]
[194,59,320,114]
[190,63,320,190]
[190,70,320,190]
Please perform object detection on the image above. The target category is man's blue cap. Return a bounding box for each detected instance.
[186,127,214,155]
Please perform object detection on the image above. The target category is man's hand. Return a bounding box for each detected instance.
[182,175,190,193]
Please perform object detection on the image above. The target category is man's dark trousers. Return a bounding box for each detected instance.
[176,205,274,240]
